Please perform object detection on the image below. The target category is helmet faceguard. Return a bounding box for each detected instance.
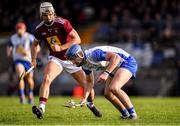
[65,44,85,66]
[65,44,83,60]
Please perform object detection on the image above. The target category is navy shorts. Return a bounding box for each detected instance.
[14,60,31,72]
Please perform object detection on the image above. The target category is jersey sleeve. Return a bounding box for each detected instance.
[63,20,73,33]
[91,49,107,61]
[29,34,35,44]
[34,28,41,41]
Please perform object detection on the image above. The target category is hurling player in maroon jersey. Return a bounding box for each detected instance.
[31,2,102,119]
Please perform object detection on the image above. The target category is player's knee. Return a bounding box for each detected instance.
[104,91,111,99]
[109,85,119,94]
[43,74,52,86]
[26,77,33,83]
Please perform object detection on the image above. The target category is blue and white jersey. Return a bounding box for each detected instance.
[83,46,138,78]
[8,32,34,62]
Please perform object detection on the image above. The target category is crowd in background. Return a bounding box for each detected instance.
[0,0,179,67]
[0,0,179,95]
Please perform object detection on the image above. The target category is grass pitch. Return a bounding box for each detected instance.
[0,96,180,125]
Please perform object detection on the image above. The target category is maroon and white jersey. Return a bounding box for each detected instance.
[34,16,73,60]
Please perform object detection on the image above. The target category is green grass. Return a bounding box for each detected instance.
[0,96,180,125]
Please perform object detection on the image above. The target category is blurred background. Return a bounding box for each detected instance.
[0,0,179,97]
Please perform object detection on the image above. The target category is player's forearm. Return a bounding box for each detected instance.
[106,54,121,73]
[61,29,81,51]
[31,43,39,61]
[68,36,81,45]
[61,38,81,51]
[6,47,12,58]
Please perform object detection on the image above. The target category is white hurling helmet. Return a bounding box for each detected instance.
[40,2,55,17]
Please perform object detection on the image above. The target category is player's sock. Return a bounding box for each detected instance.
[87,102,94,108]
[39,97,47,113]
[19,89,25,96]
[127,107,136,114]
[127,107,137,120]
[39,104,45,113]
[87,95,93,102]
[28,89,34,104]
[87,102,102,117]
[120,109,130,119]
[19,89,26,104]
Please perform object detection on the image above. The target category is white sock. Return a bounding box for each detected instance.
[39,103,45,113]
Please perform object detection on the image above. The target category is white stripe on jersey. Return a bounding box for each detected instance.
[35,21,44,29]
[86,46,130,58]
[54,17,65,24]
[36,17,65,30]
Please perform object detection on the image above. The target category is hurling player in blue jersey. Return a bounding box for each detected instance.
[7,22,35,104]
[65,44,138,120]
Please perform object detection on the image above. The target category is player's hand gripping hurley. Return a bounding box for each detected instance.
[19,66,34,82]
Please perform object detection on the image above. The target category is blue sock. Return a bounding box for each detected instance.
[120,109,129,117]
[127,107,136,114]
[19,89,25,104]
[19,89,25,96]
[28,89,34,104]
[29,89,33,96]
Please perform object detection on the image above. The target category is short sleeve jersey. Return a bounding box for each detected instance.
[8,32,34,62]
[82,46,131,71]
[34,16,73,60]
